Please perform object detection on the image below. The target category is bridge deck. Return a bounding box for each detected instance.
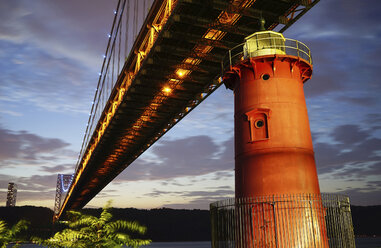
[57,0,319,219]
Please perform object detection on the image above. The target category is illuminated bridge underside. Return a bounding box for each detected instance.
[59,0,319,218]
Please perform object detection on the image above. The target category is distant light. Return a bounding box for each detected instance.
[113,10,117,14]
[98,72,102,76]
[103,54,106,58]
[108,34,111,38]
[162,86,172,94]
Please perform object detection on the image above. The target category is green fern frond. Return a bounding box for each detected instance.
[38,201,150,247]
[0,221,7,234]
[125,238,152,248]
[99,210,112,224]
[0,219,30,247]
[105,220,147,235]
[69,215,97,229]
[10,220,30,236]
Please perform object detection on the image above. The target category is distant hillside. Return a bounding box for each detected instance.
[0,205,380,241]
[351,205,381,236]
[82,208,211,241]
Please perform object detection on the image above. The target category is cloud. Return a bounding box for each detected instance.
[335,188,381,206]
[365,114,381,130]
[116,135,234,182]
[0,127,69,162]
[40,164,75,174]
[337,96,377,107]
[0,127,76,172]
[287,0,381,40]
[315,125,381,175]
[313,123,381,205]
[0,0,118,68]
[143,186,235,209]
[331,125,370,144]
[162,189,235,209]
[286,0,381,100]
[0,43,97,114]
[17,174,58,191]
[0,173,58,204]
[0,0,121,114]
[304,71,345,97]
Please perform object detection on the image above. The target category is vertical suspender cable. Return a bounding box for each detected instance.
[77,0,122,170]
[143,0,146,19]
[80,0,126,168]
[125,0,130,60]
[95,0,126,118]
[134,0,138,39]
[112,41,115,94]
[118,14,122,75]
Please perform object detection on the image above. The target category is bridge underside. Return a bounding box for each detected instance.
[58,0,319,219]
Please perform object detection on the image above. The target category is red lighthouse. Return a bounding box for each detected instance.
[222,31,328,247]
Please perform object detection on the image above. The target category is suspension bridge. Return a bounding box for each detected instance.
[55,0,319,220]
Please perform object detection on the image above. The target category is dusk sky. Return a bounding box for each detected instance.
[0,0,380,210]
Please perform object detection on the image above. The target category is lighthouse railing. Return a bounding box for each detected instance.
[210,193,356,248]
[221,37,313,77]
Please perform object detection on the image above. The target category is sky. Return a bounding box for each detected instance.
[0,0,380,210]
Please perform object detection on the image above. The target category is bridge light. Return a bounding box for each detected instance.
[176,68,189,78]
[162,86,172,94]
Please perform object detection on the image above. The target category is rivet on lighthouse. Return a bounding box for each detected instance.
[220,30,329,246]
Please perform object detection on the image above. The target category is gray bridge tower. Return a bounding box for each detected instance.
[53,174,74,218]
[6,182,17,207]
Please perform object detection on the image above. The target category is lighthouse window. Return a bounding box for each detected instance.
[262,74,270,80]
[255,119,264,128]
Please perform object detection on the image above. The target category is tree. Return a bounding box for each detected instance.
[0,219,30,248]
[36,201,151,248]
